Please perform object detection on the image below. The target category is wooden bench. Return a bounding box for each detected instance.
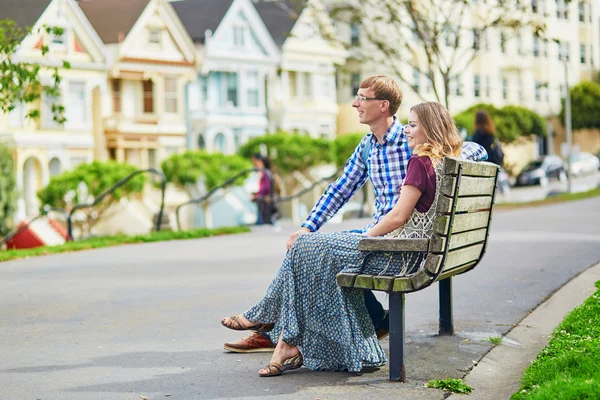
[337,157,500,382]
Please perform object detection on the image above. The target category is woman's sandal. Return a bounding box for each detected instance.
[258,353,303,377]
[220,314,274,333]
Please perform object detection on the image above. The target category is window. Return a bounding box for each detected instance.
[543,39,549,57]
[444,25,453,47]
[165,76,178,113]
[532,0,538,12]
[302,72,312,97]
[214,133,226,153]
[112,79,121,112]
[351,73,360,97]
[149,28,161,45]
[9,102,26,127]
[580,44,586,64]
[454,76,463,96]
[485,76,490,97]
[226,72,238,107]
[565,42,570,62]
[49,158,61,176]
[197,134,205,150]
[233,128,242,151]
[500,32,506,53]
[42,92,61,129]
[350,21,360,46]
[143,80,154,113]
[412,68,420,92]
[579,1,585,21]
[535,81,541,101]
[247,70,260,107]
[289,71,298,98]
[67,81,86,125]
[319,74,331,98]
[533,36,539,57]
[472,29,480,49]
[590,44,594,66]
[502,77,508,100]
[233,25,245,47]
[474,74,480,97]
[200,75,208,103]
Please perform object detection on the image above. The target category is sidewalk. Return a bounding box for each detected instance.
[448,261,600,400]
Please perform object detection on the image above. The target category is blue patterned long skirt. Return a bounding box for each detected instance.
[243,231,388,372]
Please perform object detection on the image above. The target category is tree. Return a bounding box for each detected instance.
[454,103,546,143]
[325,0,545,109]
[0,142,18,237]
[0,18,69,124]
[37,161,146,235]
[161,151,252,194]
[238,132,332,175]
[559,81,600,130]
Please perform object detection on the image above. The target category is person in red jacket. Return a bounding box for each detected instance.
[251,153,275,225]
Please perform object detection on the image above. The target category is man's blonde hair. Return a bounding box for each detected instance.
[410,102,463,164]
[360,75,403,115]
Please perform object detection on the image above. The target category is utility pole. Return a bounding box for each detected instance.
[554,39,572,193]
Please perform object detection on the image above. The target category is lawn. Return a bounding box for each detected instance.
[0,226,250,263]
[512,281,600,399]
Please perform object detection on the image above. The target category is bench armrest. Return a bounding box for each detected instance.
[358,238,430,252]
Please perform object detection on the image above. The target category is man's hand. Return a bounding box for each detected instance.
[287,227,311,250]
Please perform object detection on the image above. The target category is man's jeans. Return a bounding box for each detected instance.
[347,229,388,331]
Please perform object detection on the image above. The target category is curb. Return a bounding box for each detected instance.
[447,261,600,400]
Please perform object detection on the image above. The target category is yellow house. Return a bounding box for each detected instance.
[0,0,107,219]
[79,0,197,170]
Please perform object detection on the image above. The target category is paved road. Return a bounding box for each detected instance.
[496,171,599,204]
[1,197,600,399]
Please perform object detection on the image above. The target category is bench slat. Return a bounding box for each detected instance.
[443,243,484,271]
[437,195,493,214]
[437,261,478,281]
[392,277,414,292]
[373,276,395,291]
[429,229,487,253]
[441,176,496,197]
[337,273,358,288]
[354,274,375,289]
[444,158,498,177]
[359,238,430,252]
[410,268,433,289]
[434,211,490,235]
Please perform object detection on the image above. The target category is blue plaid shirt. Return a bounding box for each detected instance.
[302,117,488,232]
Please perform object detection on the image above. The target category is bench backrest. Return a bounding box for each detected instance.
[394,157,499,291]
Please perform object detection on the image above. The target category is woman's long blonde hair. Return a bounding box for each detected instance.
[410,102,463,164]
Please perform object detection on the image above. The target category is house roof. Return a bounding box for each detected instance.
[253,0,304,48]
[78,0,150,44]
[0,0,52,31]
[170,0,234,44]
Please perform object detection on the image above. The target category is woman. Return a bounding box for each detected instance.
[222,102,464,377]
[472,110,503,166]
[250,153,275,225]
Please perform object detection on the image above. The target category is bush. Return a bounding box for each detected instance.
[331,133,365,168]
[0,142,18,236]
[161,151,252,191]
[455,103,546,143]
[37,161,146,233]
[238,132,332,175]
[560,81,600,130]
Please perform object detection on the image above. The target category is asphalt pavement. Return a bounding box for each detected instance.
[1,196,600,399]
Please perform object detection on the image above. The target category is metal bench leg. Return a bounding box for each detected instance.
[439,277,454,335]
[389,291,406,382]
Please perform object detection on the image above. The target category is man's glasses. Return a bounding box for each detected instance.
[355,94,386,104]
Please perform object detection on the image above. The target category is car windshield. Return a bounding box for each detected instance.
[523,161,544,171]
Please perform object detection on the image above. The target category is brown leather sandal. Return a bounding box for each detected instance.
[220,314,274,333]
[258,353,303,377]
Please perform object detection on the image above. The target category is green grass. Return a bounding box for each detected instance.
[426,378,473,394]
[497,187,600,211]
[0,226,250,263]
[511,281,600,400]
[486,335,503,345]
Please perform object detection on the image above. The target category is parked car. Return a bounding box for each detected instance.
[569,152,600,177]
[515,155,567,187]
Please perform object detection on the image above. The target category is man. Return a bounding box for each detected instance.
[224,75,487,353]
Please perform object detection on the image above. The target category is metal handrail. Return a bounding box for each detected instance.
[175,166,345,231]
[0,206,68,250]
[67,168,166,240]
[175,167,272,231]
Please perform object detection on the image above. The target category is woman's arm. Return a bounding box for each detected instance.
[364,184,422,237]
